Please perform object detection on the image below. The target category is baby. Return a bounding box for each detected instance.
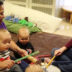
[25,64,61,72]
[14,27,34,58]
[0,29,23,72]
[25,64,44,72]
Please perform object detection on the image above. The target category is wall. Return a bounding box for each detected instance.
[64,0,72,6]
[55,0,64,17]
[6,0,64,17]
[4,1,62,33]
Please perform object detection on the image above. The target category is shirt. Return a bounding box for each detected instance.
[16,41,34,52]
[65,39,72,48]
[0,50,10,60]
[14,41,34,58]
[0,22,7,29]
[0,50,10,71]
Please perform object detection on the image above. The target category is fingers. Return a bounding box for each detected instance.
[19,49,28,56]
[7,60,15,69]
[17,61,21,64]
[54,50,62,56]
[27,49,32,54]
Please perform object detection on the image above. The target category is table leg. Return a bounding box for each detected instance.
[63,10,66,18]
[70,13,72,24]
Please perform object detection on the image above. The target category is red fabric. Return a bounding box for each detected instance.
[65,39,72,48]
[0,56,10,61]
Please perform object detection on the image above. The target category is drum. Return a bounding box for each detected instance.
[46,65,61,72]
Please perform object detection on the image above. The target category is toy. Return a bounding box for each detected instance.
[19,19,28,25]
[38,55,61,72]
[19,19,33,27]
[5,16,12,20]
[15,51,39,63]
[13,18,19,23]
[46,56,56,68]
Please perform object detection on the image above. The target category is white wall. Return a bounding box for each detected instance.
[55,0,64,17]
[64,0,72,6]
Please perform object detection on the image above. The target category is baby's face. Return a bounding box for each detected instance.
[0,35,11,51]
[18,34,29,44]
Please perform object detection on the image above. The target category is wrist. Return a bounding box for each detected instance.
[17,48,22,53]
[60,46,67,52]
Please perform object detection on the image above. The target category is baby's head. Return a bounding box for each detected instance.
[25,64,44,72]
[18,27,30,44]
[0,29,11,51]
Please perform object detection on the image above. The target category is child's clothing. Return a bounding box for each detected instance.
[11,56,29,72]
[0,64,23,72]
[8,64,23,72]
[19,60,29,72]
[14,41,34,58]
[0,22,7,29]
[10,54,29,72]
[51,39,72,72]
[0,50,10,61]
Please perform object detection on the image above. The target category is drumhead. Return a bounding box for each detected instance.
[46,65,61,72]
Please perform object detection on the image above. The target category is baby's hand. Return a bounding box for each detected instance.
[2,60,15,69]
[27,49,32,54]
[16,61,21,64]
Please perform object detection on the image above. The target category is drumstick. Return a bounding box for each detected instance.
[46,56,56,68]
[15,51,39,63]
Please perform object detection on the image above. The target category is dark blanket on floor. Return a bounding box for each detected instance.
[11,32,72,55]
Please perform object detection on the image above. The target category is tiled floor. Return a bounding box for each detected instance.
[54,20,72,37]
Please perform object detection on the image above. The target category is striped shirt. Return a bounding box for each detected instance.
[0,50,10,59]
[0,50,10,71]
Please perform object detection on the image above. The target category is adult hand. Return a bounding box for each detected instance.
[18,49,28,57]
[54,49,63,56]
[54,46,67,56]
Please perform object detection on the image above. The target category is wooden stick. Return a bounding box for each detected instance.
[15,51,39,63]
[46,56,56,68]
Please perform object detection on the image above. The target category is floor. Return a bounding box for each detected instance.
[54,20,72,37]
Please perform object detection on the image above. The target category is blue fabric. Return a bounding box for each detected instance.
[13,18,19,23]
[19,61,29,72]
[5,16,12,20]
[0,22,7,29]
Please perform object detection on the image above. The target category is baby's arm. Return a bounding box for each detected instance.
[26,43,34,54]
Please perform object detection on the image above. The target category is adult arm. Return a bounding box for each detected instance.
[54,39,72,56]
[10,40,28,56]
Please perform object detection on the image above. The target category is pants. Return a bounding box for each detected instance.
[9,64,23,72]
[51,48,72,72]
[19,60,29,72]
[11,56,29,72]
[0,64,23,72]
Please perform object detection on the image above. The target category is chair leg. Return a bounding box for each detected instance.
[70,13,72,24]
